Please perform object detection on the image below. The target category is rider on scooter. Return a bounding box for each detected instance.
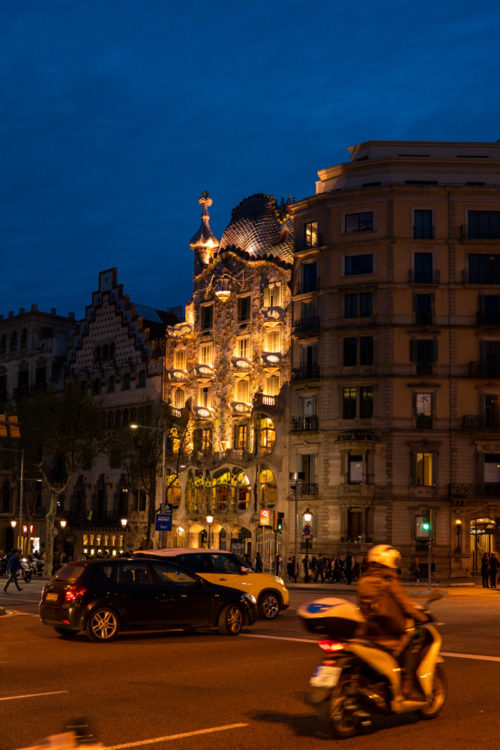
[356,544,431,699]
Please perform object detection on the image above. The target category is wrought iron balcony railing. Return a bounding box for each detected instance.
[291,415,319,432]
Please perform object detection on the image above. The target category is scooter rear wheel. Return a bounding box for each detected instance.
[419,664,447,719]
[319,677,359,739]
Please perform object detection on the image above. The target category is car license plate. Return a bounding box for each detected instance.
[45,592,58,602]
[310,665,342,688]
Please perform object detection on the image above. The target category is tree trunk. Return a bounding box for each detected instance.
[43,491,59,579]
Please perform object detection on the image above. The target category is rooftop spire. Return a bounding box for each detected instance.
[189,191,219,252]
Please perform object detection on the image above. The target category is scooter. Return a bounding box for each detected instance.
[20,557,32,583]
[299,590,446,738]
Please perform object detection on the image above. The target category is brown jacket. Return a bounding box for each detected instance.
[356,564,428,652]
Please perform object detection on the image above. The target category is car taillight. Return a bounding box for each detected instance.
[64,584,86,603]
[318,639,345,653]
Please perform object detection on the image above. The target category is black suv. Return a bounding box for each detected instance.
[40,558,257,642]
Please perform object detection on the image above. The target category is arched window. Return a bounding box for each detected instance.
[234,470,251,512]
[166,473,181,509]
[107,376,115,393]
[0,335,6,353]
[257,415,276,454]
[21,329,28,348]
[10,331,18,351]
[212,470,231,512]
[137,370,146,388]
[259,467,277,508]
[122,372,130,391]
[93,378,101,395]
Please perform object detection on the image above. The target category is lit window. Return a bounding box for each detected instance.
[258,416,276,454]
[413,452,435,486]
[304,221,319,247]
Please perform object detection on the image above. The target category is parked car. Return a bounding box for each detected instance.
[133,549,289,620]
[40,557,257,642]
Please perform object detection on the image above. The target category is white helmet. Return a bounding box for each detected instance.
[367,544,401,570]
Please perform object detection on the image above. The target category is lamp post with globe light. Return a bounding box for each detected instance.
[206,514,214,549]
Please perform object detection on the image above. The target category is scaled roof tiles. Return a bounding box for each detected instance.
[219,194,294,264]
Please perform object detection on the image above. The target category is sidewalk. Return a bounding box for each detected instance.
[286,576,480,593]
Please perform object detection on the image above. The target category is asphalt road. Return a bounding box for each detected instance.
[1,580,500,750]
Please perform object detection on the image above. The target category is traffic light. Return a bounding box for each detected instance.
[273,511,285,532]
[415,510,432,539]
[277,512,284,531]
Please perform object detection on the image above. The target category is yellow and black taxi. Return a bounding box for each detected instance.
[40,557,257,642]
[133,549,289,620]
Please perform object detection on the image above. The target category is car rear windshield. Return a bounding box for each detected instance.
[54,564,86,582]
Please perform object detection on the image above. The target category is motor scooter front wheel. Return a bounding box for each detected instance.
[418,664,447,719]
[318,677,359,739]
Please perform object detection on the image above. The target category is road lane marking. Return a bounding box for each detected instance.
[104,723,249,749]
[242,633,316,644]
[0,690,68,701]
[243,633,500,663]
[442,651,500,663]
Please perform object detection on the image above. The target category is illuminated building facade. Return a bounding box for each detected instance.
[289,140,500,576]
[165,192,293,567]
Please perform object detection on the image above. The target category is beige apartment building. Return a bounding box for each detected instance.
[289,140,500,577]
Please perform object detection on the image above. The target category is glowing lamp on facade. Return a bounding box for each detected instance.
[120,518,128,528]
[264,353,281,365]
[215,279,231,302]
[234,358,251,370]
[197,365,213,376]
[60,519,67,529]
[196,407,211,418]
[10,519,17,528]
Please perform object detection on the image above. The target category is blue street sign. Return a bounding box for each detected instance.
[155,512,172,531]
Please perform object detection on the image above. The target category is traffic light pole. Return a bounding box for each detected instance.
[427,509,433,589]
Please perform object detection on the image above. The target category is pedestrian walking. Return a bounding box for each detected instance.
[481,552,490,588]
[489,552,498,589]
[3,549,23,592]
[255,552,263,572]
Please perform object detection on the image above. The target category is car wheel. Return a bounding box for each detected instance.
[218,604,243,635]
[54,627,78,639]
[258,591,280,620]
[85,607,120,642]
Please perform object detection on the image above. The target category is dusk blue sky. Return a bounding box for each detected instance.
[1,0,500,320]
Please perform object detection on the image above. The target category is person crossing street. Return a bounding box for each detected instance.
[3,548,23,592]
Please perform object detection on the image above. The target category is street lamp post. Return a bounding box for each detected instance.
[303,508,313,582]
[121,517,128,553]
[206,514,214,549]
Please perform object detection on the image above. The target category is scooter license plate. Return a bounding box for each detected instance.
[310,665,342,688]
